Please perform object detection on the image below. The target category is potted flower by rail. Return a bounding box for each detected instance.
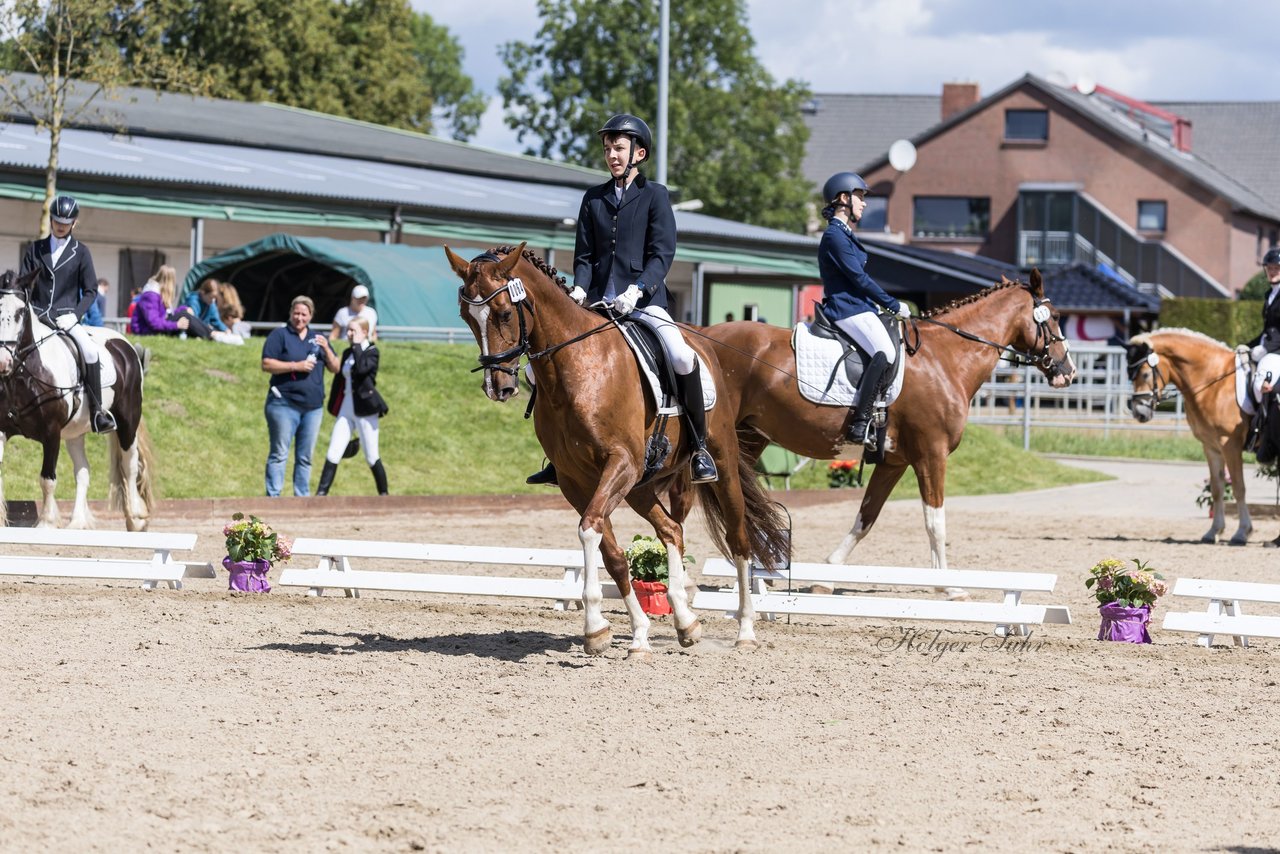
[1085,557,1168,643]
[222,512,292,592]
[624,535,693,617]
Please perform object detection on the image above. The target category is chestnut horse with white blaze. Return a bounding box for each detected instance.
[1127,328,1252,545]
[446,243,788,657]
[700,271,1075,583]
[0,272,153,530]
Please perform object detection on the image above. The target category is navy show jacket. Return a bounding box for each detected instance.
[19,235,99,322]
[818,218,900,323]
[573,173,676,311]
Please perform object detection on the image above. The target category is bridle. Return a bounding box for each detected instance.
[905,289,1070,375]
[1127,348,1174,408]
[457,250,615,379]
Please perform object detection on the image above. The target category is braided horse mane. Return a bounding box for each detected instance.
[923,277,1028,319]
[491,244,568,290]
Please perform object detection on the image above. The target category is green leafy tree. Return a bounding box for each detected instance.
[410,11,486,141]
[0,0,208,233]
[499,0,813,231]
[158,0,484,140]
[1241,269,1269,301]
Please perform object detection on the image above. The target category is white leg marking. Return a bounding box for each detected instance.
[665,542,697,632]
[66,436,91,529]
[923,502,967,601]
[734,555,758,646]
[579,526,611,643]
[826,512,866,564]
[621,588,652,655]
[37,476,59,528]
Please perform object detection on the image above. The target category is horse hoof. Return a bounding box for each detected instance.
[734,638,761,652]
[583,626,612,655]
[676,619,703,648]
[943,587,970,602]
[809,583,834,596]
[626,647,653,661]
[1200,534,1217,544]
[1228,536,1248,547]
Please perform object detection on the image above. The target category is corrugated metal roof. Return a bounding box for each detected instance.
[0,72,601,188]
[0,121,817,255]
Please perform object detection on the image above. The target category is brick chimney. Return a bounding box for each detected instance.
[941,82,980,121]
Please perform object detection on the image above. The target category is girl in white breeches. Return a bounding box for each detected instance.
[834,311,897,367]
[324,362,381,466]
[631,304,697,375]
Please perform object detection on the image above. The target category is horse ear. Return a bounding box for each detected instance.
[444,245,471,280]
[1030,267,1044,297]
[497,242,527,277]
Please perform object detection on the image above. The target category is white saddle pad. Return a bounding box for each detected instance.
[618,324,715,414]
[792,322,904,407]
[1236,350,1256,415]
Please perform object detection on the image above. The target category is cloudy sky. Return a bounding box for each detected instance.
[417,0,1280,151]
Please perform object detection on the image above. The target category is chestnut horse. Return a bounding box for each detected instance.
[700,271,1076,583]
[1127,328,1252,545]
[0,273,153,530]
[446,243,788,657]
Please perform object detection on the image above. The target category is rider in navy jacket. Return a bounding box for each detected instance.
[18,195,116,433]
[527,114,717,486]
[818,172,910,444]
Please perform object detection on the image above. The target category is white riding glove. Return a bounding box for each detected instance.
[567,286,586,305]
[895,303,912,321]
[55,313,77,331]
[613,285,643,316]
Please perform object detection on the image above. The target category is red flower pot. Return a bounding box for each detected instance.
[632,579,671,616]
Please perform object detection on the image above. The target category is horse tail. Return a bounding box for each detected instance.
[108,417,155,531]
[692,455,790,568]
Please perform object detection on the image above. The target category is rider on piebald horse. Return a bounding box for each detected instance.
[526,113,717,486]
[18,194,116,434]
[818,171,912,443]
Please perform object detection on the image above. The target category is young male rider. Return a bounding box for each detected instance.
[818,172,910,443]
[527,113,718,486]
[18,195,116,433]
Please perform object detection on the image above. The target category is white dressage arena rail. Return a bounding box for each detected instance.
[0,528,211,590]
[1161,577,1280,648]
[694,559,1072,636]
[278,538,621,606]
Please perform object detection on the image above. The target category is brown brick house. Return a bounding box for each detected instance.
[803,74,1280,300]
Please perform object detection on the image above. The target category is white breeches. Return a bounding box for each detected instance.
[65,320,99,364]
[834,312,896,364]
[1255,353,1280,400]
[632,305,697,375]
[325,397,381,465]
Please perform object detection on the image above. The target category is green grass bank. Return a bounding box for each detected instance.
[3,335,1110,500]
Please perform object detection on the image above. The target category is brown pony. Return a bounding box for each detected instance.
[700,271,1076,588]
[446,243,788,657]
[1127,328,1252,545]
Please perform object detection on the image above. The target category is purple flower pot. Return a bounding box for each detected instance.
[1097,602,1151,643]
[224,557,272,593]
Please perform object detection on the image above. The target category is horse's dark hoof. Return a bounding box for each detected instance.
[1264,537,1280,549]
[1199,534,1217,544]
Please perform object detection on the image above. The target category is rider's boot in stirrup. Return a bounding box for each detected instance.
[526,461,558,486]
[315,461,338,496]
[847,352,889,444]
[84,360,117,433]
[677,364,718,483]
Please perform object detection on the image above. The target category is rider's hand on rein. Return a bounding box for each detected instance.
[613,285,643,316]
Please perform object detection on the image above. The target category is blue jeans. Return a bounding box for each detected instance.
[264,398,323,497]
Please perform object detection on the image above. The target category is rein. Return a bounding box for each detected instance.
[1129,351,1234,405]
[0,293,83,425]
[906,292,1067,371]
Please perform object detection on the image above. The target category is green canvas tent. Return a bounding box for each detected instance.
[181,234,483,328]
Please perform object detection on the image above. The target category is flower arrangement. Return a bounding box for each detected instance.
[1085,557,1168,609]
[828,460,858,488]
[623,535,693,584]
[223,513,293,566]
[1194,476,1232,510]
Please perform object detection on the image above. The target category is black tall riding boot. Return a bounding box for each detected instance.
[526,462,558,486]
[847,353,889,444]
[83,360,117,433]
[676,364,718,483]
[316,461,338,496]
[371,459,389,496]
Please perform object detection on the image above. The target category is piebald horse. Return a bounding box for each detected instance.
[0,273,153,530]
[446,243,789,657]
[1127,328,1252,545]
[701,271,1076,582]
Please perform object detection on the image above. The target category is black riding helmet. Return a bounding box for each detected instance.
[821,172,870,220]
[50,194,79,224]
[598,114,653,163]
[1264,247,1280,266]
